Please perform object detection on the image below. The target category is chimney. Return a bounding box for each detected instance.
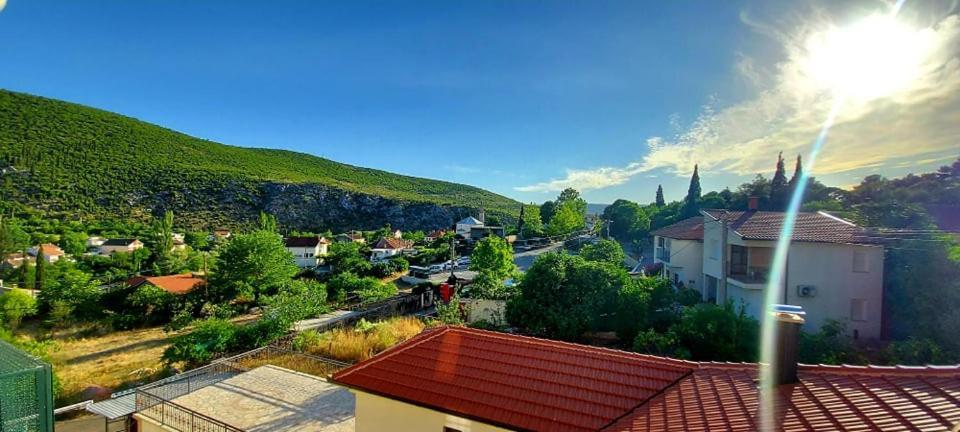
[748,196,759,211]
[772,304,805,385]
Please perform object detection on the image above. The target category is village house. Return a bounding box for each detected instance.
[468,225,506,242]
[27,243,65,263]
[86,235,106,250]
[651,216,704,290]
[333,321,960,432]
[370,237,414,262]
[127,274,206,295]
[392,229,403,239]
[702,207,884,339]
[1,252,34,270]
[99,238,144,255]
[424,229,446,243]
[284,236,330,268]
[455,216,484,236]
[334,231,366,244]
[209,229,231,242]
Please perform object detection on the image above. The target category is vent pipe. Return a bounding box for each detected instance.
[772,304,805,385]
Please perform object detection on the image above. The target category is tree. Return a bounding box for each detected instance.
[35,250,46,290]
[326,242,372,275]
[470,236,516,280]
[601,199,651,241]
[59,231,88,256]
[632,301,759,362]
[258,211,278,233]
[539,200,557,225]
[769,152,789,210]
[39,267,102,321]
[0,217,30,256]
[152,211,180,275]
[579,239,625,267]
[210,230,298,302]
[506,253,628,341]
[546,199,585,236]
[522,204,543,237]
[788,155,803,199]
[655,185,665,207]
[680,165,702,218]
[0,289,37,328]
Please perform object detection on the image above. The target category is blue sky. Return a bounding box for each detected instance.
[1,0,957,205]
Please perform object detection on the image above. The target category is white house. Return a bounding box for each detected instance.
[27,244,65,263]
[86,236,106,249]
[370,237,414,262]
[284,236,330,268]
[651,217,704,291]
[700,208,884,339]
[424,229,446,243]
[99,238,145,255]
[455,216,484,236]
[392,229,403,239]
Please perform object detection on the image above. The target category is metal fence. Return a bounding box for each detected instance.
[0,340,53,432]
[134,347,349,432]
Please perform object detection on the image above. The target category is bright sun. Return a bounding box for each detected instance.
[803,13,934,101]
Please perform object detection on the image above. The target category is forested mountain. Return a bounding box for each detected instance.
[0,90,518,231]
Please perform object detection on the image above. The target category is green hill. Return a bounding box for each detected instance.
[0,90,518,230]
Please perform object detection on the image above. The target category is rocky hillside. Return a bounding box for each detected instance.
[0,90,519,231]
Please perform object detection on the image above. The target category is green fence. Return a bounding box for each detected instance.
[0,340,53,432]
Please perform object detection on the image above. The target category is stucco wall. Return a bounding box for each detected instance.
[353,391,513,432]
[662,238,703,291]
[463,299,507,324]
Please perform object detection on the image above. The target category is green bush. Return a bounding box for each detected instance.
[163,318,237,367]
[0,289,37,328]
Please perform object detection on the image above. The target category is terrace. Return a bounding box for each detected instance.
[133,347,353,432]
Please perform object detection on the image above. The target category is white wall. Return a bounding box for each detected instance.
[353,391,512,432]
[287,245,320,268]
[660,238,703,291]
[701,214,884,338]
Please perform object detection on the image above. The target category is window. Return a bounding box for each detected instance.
[853,250,869,273]
[851,299,868,321]
[709,239,719,260]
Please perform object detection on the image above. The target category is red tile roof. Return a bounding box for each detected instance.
[128,274,205,295]
[651,217,704,241]
[336,328,960,431]
[373,237,413,250]
[703,210,877,245]
[332,327,695,432]
[604,362,960,432]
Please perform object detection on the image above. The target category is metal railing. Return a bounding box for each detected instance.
[134,347,350,431]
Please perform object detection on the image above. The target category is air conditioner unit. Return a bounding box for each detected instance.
[797,285,817,298]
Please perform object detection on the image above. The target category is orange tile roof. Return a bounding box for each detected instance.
[333,327,695,432]
[128,274,205,295]
[35,243,65,256]
[604,362,960,431]
[335,328,960,431]
[373,237,413,250]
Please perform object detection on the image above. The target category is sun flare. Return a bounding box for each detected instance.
[802,13,935,101]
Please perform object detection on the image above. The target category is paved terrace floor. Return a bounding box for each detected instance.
[171,365,355,432]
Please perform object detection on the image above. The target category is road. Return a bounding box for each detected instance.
[513,243,564,271]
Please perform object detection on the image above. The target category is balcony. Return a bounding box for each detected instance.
[727,245,771,289]
[655,247,671,263]
[134,347,352,432]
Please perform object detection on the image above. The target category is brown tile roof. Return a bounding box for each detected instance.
[332,327,696,432]
[651,217,704,241]
[703,210,877,244]
[128,274,205,295]
[372,237,413,250]
[426,229,446,238]
[604,362,960,431]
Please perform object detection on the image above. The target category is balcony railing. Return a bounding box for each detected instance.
[134,346,351,432]
[728,267,770,284]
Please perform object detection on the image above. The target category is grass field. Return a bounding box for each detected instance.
[14,315,258,406]
[293,316,425,363]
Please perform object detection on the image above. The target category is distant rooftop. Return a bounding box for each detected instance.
[456,216,483,226]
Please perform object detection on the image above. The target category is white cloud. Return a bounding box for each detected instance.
[516,4,960,193]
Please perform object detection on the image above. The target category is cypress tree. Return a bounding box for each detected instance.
[769,152,789,210]
[788,155,803,196]
[35,249,46,291]
[655,185,665,207]
[681,165,702,218]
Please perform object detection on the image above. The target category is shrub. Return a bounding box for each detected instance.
[0,289,37,328]
[163,318,237,367]
[294,316,425,362]
[885,337,951,364]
